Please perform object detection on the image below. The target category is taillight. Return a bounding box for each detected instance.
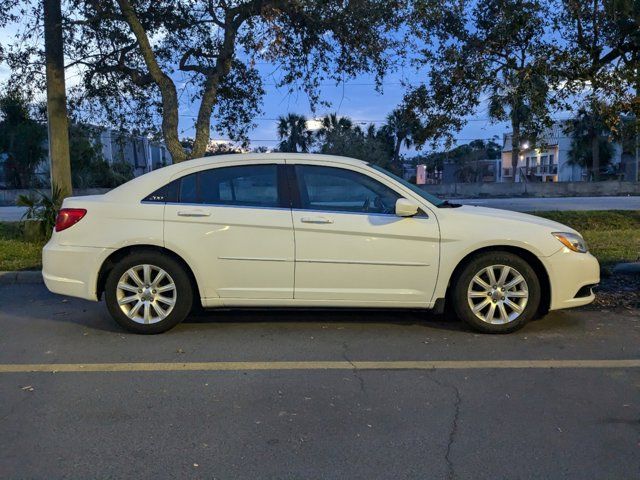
[55,208,87,232]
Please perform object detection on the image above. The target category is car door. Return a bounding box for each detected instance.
[163,162,295,302]
[289,162,440,304]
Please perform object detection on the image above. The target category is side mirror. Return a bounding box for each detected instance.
[395,198,419,217]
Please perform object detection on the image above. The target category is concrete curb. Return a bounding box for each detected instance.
[612,263,640,275]
[0,271,43,284]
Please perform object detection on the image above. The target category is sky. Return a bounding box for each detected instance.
[0,19,512,157]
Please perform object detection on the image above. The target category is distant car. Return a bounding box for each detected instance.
[42,154,599,334]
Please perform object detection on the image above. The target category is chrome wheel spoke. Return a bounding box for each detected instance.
[128,269,144,287]
[472,275,491,290]
[116,264,177,325]
[504,298,523,313]
[497,266,510,286]
[152,270,166,287]
[497,303,509,323]
[468,291,489,298]
[484,303,497,322]
[156,295,175,306]
[128,300,143,319]
[143,302,152,324]
[143,265,152,285]
[506,290,527,298]
[151,302,167,319]
[118,295,138,305]
[118,282,138,293]
[504,275,525,290]
[472,298,491,313]
[485,267,497,286]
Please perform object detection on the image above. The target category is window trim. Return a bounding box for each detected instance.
[142,163,289,209]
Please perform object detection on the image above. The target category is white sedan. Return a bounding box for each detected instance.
[43,154,599,334]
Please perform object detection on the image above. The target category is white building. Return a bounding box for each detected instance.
[500,122,623,182]
[98,128,172,177]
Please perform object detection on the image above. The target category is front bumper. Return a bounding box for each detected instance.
[544,248,600,311]
[42,241,113,301]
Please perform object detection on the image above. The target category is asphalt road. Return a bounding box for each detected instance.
[1,195,639,221]
[1,284,639,479]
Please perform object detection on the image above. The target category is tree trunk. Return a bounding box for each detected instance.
[510,129,520,183]
[394,137,403,169]
[43,0,72,198]
[591,133,600,181]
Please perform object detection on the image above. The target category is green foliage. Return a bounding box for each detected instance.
[277,114,312,153]
[408,0,553,150]
[16,184,64,237]
[5,0,404,162]
[69,125,134,188]
[0,89,46,188]
[316,114,398,172]
[533,210,640,264]
[0,221,46,271]
[565,108,614,173]
[553,0,639,126]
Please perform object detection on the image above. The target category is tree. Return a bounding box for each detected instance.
[408,0,553,181]
[315,114,396,171]
[44,0,72,197]
[565,108,614,177]
[7,1,403,163]
[553,0,640,180]
[0,90,47,188]
[381,107,421,168]
[276,113,311,153]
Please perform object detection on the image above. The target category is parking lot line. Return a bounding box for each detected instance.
[0,359,639,373]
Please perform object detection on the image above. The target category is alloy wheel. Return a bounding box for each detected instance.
[467,264,529,325]
[115,264,177,324]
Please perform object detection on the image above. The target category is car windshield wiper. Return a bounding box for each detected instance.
[438,200,462,208]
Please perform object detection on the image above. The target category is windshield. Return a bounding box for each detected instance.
[369,164,445,207]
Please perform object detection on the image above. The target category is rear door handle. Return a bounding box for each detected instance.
[177,209,210,217]
[300,216,333,224]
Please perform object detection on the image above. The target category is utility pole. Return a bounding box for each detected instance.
[43,0,72,198]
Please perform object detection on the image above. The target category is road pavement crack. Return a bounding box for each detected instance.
[427,373,462,480]
[342,341,366,394]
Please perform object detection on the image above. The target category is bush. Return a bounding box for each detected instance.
[16,185,64,239]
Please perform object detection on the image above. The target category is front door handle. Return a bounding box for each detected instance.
[177,209,211,217]
[300,216,333,224]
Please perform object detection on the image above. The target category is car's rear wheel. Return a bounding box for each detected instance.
[451,251,541,333]
[105,252,193,334]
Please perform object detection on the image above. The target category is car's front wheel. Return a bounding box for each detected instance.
[451,251,541,333]
[105,252,193,334]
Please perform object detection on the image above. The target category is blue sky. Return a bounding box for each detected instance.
[178,65,511,154]
[0,21,511,156]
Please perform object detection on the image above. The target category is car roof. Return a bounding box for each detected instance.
[103,153,368,202]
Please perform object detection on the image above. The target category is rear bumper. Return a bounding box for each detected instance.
[42,241,112,301]
[545,249,600,310]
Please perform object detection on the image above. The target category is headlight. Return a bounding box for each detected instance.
[552,232,588,253]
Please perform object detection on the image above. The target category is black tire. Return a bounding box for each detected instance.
[105,251,193,334]
[451,251,541,334]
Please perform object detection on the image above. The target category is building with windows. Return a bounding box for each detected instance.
[98,128,172,176]
[500,122,624,182]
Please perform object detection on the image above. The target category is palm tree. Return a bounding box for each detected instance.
[318,113,353,139]
[382,108,421,167]
[276,113,311,153]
